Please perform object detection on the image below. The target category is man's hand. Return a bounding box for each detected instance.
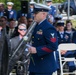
[61,50,67,55]
[28,47,37,54]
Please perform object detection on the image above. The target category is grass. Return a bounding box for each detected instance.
[64,20,76,29]
[71,20,76,29]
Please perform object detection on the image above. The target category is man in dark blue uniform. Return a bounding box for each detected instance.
[57,20,71,44]
[46,0,56,17]
[28,3,58,75]
[6,2,17,20]
[0,3,5,17]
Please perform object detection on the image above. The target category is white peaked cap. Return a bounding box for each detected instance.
[7,2,14,6]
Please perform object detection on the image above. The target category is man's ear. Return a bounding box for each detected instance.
[18,29,19,33]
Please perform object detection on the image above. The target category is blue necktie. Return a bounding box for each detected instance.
[61,33,63,38]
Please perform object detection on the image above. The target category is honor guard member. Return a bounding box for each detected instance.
[6,2,17,20]
[46,0,56,17]
[28,3,58,75]
[29,1,36,13]
[57,20,71,44]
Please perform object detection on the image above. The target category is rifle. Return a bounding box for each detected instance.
[8,21,37,73]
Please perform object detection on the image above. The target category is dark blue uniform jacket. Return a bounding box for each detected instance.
[29,19,58,74]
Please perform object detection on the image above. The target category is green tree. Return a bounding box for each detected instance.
[2,0,66,10]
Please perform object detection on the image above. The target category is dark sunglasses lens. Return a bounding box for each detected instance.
[0,20,3,22]
[29,20,33,22]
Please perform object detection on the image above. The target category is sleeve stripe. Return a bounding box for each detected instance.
[42,47,53,52]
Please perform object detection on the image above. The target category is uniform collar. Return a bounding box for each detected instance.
[59,31,64,34]
[38,18,46,25]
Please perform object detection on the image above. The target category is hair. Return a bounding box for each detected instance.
[0,16,7,20]
[18,23,27,29]
[66,19,72,26]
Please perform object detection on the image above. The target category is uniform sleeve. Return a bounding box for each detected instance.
[36,28,58,57]
[13,10,17,20]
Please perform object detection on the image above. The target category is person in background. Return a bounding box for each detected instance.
[56,20,76,75]
[28,3,58,75]
[0,2,10,19]
[47,14,54,24]
[64,20,76,42]
[10,23,27,75]
[6,18,19,39]
[18,16,28,26]
[46,0,56,17]
[27,13,33,29]
[0,2,5,17]
[10,23,27,55]
[0,18,10,75]
[0,19,5,36]
[0,16,7,27]
[29,1,36,13]
[6,2,17,20]
[57,20,71,44]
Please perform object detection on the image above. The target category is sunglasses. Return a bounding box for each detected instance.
[0,20,4,22]
[28,20,33,22]
[19,29,27,31]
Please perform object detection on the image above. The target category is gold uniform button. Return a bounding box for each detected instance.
[32,36,34,38]
[41,58,43,60]
[38,38,40,40]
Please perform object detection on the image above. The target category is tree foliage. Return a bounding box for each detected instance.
[1,0,66,10]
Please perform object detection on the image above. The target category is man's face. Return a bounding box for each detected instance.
[46,1,52,6]
[19,16,27,25]
[34,12,43,22]
[66,23,72,30]
[18,25,27,36]
[0,18,7,27]
[30,4,34,8]
[58,26,64,31]
[0,4,4,11]
[9,21,16,28]
[7,5,13,10]
[27,18,33,25]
